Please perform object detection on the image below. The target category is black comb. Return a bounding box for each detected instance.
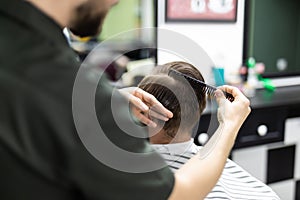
[168,69,234,102]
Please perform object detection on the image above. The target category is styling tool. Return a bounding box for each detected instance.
[168,69,234,102]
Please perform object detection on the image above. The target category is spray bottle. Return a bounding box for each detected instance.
[244,57,258,97]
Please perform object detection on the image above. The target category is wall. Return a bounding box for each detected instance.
[99,0,140,41]
[156,0,245,82]
[99,0,156,44]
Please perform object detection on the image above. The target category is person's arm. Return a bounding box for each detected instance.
[169,85,251,200]
[119,87,173,127]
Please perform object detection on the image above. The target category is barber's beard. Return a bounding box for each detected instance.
[69,5,107,38]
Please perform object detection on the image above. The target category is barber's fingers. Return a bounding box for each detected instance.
[214,88,227,106]
[216,85,251,121]
[148,108,170,122]
[128,92,149,112]
[129,96,170,122]
[119,87,173,127]
[218,85,250,104]
[131,108,157,128]
[132,88,173,119]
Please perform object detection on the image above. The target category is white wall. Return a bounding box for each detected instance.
[156,0,245,82]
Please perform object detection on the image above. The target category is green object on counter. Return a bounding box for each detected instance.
[261,78,276,92]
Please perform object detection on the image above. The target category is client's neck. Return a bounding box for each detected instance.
[150,130,191,144]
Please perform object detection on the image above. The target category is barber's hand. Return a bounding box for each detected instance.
[119,87,173,127]
[215,85,251,130]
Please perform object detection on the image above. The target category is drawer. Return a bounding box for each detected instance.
[234,106,287,148]
[194,106,287,149]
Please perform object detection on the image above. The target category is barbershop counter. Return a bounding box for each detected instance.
[195,85,300,149]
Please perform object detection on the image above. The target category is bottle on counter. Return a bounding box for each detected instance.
[243,57,258,97]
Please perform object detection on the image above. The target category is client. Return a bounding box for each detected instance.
[138,61,279,200]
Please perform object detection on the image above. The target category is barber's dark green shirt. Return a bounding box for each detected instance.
[0,0,174,199]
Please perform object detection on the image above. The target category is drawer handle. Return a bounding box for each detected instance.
[257,124,268,136]
[198,133,209,145]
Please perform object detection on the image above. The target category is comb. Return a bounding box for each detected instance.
[168,69,234,102]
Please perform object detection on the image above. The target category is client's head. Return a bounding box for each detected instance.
[138,61,206,144]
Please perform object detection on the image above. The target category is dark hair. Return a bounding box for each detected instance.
[138,61,206,139]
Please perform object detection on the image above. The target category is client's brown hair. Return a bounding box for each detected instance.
[138,61,206,139]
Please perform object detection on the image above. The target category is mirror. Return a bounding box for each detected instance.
[68,0,157,62]
[243,0,300,78]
